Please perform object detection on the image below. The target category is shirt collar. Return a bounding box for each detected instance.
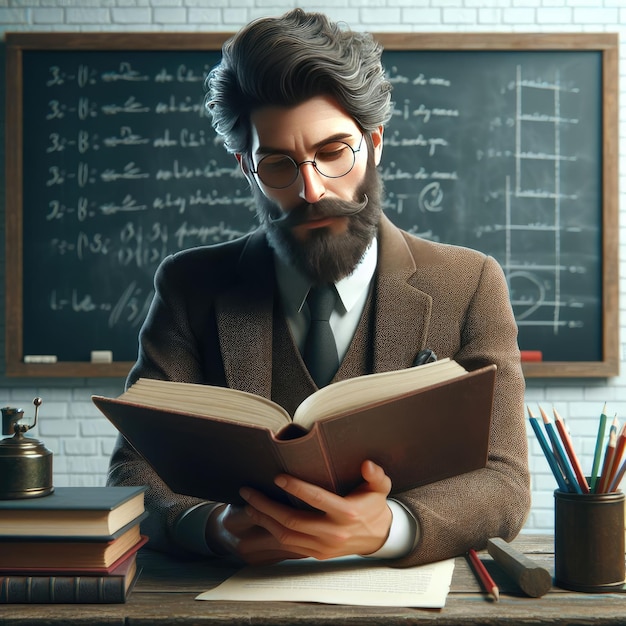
[274,237,378,316]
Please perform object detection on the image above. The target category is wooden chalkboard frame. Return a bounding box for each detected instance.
[4,32,619,378]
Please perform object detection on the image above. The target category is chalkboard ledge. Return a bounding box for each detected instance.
[6,362,133,378]
[4,360,619,379]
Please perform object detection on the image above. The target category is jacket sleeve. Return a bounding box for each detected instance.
[106,254,220,557]
[392,254,530,567]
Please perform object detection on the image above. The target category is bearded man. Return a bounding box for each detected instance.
[107,8,530,567]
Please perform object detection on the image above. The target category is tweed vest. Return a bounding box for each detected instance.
[270,287,376,418]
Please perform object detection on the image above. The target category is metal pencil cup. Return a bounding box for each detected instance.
[554,490,625,592]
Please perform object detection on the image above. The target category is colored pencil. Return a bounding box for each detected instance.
[590,403,608,491]
[604,423,626,493]
[539,406,582,494]
[552,408,590,493]
[608,455,626,493]
[468,549,499,601]
[527,406,569,492]
[596,418,618,494]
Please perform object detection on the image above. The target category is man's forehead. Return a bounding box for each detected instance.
[249,96,359,153]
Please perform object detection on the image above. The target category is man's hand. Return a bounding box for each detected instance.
[205,460,392,565]
[205,502,304,565]
[212,460,393,564]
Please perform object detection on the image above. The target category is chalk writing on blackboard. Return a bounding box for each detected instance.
[22,51,256,363]
[20,51,606,361]
[5,33,619,377]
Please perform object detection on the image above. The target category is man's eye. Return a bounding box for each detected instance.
[261,156,293,170]
[316,143,349,162]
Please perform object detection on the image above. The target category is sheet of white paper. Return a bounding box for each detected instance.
[196,557,455,608]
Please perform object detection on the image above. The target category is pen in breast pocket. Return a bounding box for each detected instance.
[413,349,437,366]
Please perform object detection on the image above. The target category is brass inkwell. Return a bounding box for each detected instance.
[0,398,53,499]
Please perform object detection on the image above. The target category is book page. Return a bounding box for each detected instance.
[294,358,466,429]
[121,378,291,429]
[196,557,455,608]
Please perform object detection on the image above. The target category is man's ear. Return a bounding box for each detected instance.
[235,153,252,183]
[371,126,384,166]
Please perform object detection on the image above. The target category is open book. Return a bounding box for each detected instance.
[93,359,496,506]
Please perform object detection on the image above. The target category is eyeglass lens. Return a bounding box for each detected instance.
[254,138,361,189]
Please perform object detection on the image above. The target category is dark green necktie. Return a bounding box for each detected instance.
[304,285,339,387]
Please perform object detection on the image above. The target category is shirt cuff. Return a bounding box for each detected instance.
[363,499,420,560]
[174,502,223,556]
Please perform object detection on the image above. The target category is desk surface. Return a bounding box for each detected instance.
[1,534,625,625]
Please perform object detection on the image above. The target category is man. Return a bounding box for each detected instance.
[107,8,530,567]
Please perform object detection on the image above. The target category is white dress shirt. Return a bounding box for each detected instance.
[274,238,378,363]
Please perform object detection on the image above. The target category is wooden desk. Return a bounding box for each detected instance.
[1,534,625,625]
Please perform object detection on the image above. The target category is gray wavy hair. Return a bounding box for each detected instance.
[205,8,393,155]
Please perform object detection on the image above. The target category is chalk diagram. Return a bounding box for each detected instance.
[380,51,602,362]
[499,65,588,338]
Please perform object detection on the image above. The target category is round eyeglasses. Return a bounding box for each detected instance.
[251,134,365,190]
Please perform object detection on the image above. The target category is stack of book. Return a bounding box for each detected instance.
[0,485,147,604]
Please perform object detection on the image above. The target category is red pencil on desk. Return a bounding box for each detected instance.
[467,549,499,601]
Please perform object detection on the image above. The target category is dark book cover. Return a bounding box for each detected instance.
[0,486,146,538]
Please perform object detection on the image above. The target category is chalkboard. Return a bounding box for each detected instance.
[4,33,619,378]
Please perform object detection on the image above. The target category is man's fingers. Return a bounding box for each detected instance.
[270,476,349,515]
[361,460,392,494]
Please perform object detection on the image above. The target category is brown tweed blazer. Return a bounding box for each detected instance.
[107,214,530,567]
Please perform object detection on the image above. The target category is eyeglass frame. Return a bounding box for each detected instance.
[250,133,366,190]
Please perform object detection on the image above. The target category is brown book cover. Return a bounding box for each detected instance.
[0,546,142,604]
[92,361,496,506]
[0,535,148,575]
[0,525,144,570]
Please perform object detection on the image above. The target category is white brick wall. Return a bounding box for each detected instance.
[2,0,625,535]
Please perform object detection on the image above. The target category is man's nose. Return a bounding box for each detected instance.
[298,162,326,204]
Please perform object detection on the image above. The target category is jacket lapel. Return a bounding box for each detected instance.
[215,229,275,399]
[213,215,434,395]
[374,215,433,372]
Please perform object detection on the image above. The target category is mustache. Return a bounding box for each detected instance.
[267,195,369,229]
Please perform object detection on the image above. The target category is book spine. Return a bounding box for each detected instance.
[275,424,339,494]
[0,575,126,603]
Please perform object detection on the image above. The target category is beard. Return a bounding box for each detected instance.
[253,161,384,284]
